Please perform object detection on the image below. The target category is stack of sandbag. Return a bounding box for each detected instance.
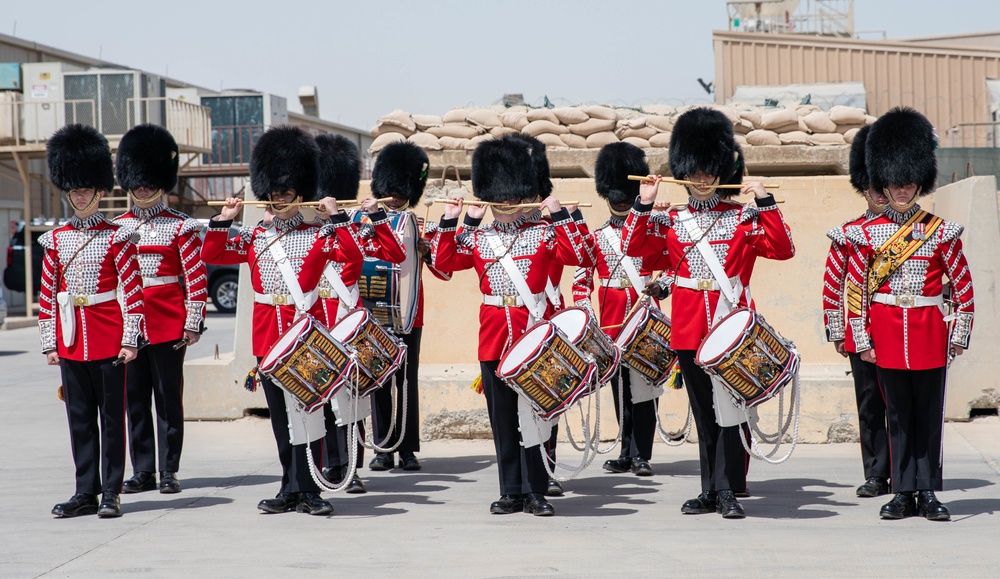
[369,103,874,155]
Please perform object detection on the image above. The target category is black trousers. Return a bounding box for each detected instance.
[848,354,890,480]
[60,357,128,495]
[677,350,747,494]
[125,341,186,475]
[481,360,548,496]
[611,368,657,461]
[258,358,320,494]
[876,366,947,493]
[323,404,366,469]
[371,327,422,454]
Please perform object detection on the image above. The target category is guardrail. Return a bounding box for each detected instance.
[943,122,1000,148]
[0,97,96,147]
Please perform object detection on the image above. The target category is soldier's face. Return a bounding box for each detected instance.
[886,184,919,208]
[686,172,719,200]
[865,188,888,213]
[383,195,409,210]
[131,186,162,206]
[270,189,300,216]
[68,188,102,214]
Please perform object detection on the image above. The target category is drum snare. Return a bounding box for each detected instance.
[615,300,677,387]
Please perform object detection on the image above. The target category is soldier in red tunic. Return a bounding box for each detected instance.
[431,135,589,516]
[573,142,661,478]
[820,125,892,499]
[367,141,452,474]
[849,107,974,521]
[203,126,362,516]
[622,108,795,518]
[310,134,405,493]
[113,125,207,496]
[40,124,146,518]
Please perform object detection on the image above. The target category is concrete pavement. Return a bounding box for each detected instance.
[2,320,1000,578]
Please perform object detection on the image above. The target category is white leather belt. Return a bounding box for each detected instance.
[871,293,943,309]
[143,275,179,288]
[254,290,318,307]
[57,290,117,307]
[317,283,358,300]
[602,275,650,289]
[675,275,741,292]
[483,292,546,307]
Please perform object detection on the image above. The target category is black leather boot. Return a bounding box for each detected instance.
[879,492,917,519]
[916,490,950,521]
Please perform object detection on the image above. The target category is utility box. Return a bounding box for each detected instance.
[22,62,72,142]
[0,63,21,90]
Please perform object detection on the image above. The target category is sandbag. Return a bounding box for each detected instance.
[585,131,620,148]
[523,120,569,136]
[407,132,443,151]
[745,129,781,146]
[466,109,503,129]
[371,123,414,138]
[369,132,407,154]
[465,134,496,150]
[760,108,799,131]
[427,124,482,139]
[809,133,847,146]
[500,112,529,131]
[836,122,866,135]
[526,108,560,124]
[568,117,616,137]
[442,108,470,124]
[412,114,444,130]
[534,133,567,148]
[645,116,675,132]
[842,128,860,144]
[616,126,658,140]
[622,137,650,149]
[489,126,518,138]
[581,105,618,121]
[778,131,813,145]
[648,132,672,148]
[552,107,590,125]
[559,133,588,149]
[802,111,837,134]
[377,109,416,132]
[829,106,866,125]
[438,136,470,150]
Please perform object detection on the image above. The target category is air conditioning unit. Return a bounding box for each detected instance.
[0,63,21,90]
[63,69,165,138]
[22,62,71,142]
[0,91,21,144]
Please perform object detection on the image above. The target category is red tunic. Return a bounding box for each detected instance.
[113,203,208,344]
[202,211,361,356]
[572,216,660,340]
[38,213,146,361]
[846,206,974,370]
[312,209,406,328]
[621,195,795,350]
[821,211,878,354]
[432,209,588,360]
[543,209,594,319]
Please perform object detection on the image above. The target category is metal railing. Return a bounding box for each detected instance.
[203,124,267,166]
[126,97,213,153]
[0,98,97,147]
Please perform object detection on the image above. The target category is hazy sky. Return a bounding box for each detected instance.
[4,1,995,130]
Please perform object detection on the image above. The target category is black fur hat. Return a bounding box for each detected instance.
[471,135,538,203]
[865,107,937,196]
[506,133,552,199]
[371,141,429,205]
[47,124,115,193]
[250,125,320,202]
[669,108,743,197]
[115,124,179,193]
[315,134,361,201]
[848,124,872,195]
[595,142,649,206]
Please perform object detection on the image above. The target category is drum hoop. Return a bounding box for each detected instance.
[499,322,555,377]
[615,302,652,347]
[696,307,755,366]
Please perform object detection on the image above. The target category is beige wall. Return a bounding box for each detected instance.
[713,31,1000,146]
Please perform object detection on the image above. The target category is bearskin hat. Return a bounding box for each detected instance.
[595,142,649,206]
[506,133,553,199]
[47,124,115,193]
[250,125,320,202]
[669,108,744,197]
[315,134,361,201]
[848,124,871,195]
[371,141,429,205]
[471,134,537,203]
[115,124,179,193]
[865,107,937,196]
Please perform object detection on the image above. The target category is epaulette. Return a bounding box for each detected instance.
[38,230,55,250]
[937,220,965,243]
[826,225,847,246]
[177,217,205,237]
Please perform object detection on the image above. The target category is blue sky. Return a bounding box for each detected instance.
[4,1,996,129]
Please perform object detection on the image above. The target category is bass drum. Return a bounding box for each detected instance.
[355,210,420,334]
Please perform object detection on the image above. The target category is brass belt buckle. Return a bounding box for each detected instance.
[697,279,714,291]
[74,295,89,307]
[897,294,913,307]
[273,294,287,305]
[503,295,518,307]
[318,289,332,299]
[620,278,632,288]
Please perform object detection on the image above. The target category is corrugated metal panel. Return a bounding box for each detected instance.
[715,31,1000,146]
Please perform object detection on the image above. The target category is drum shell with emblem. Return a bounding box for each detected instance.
[549,306,621,389]
[259,315,357,412]
[498,321,598,421]
[354,210,420,334]
[695,308,799,409]
[329,308,407,397]
[615,300,676,387]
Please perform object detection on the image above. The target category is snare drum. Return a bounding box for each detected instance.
[355,210,420,334]
[696,308,799,409]
[615,300,676,386]
[549,307,621,388]
[498,321,597,421]
[330,308,407,397]
[259,315,357,412]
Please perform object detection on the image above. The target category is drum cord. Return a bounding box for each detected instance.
[364,372,409,453]
[564,369,626,456]
[304,359,365,493]
[739,365,801,464]
[656,395,694,446]
[542,375,606,482]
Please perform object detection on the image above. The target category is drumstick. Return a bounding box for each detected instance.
[422,199,432,237]
[206,200,362,207]
[432,199,592,208]
[627,175,781,189]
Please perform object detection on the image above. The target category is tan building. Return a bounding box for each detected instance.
[713,30,1000,146]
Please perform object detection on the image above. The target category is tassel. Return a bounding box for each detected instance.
[57,385,65,401]
[667,362,683,390]
[470,374,483,395]
[245,367,259,393]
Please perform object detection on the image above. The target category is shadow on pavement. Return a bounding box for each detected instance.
[324,493,447,518]
[123,495,235,514]
[944,478,994,492]
[181,474,281,490]
[734,477,855,520]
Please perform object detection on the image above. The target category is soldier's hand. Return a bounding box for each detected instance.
[219,197,243,221]
[316,197,340,215]
[859,348,876,364]
[184,330,201,346]
[46,351,60,366]
[442,198,463,220]
[120,346,138,365]
[361,197,380,214]
[644,279,664,299]
[834,340,847,357]
[639,175,661,205]
[467,202,487,219]
[417,237,431,257]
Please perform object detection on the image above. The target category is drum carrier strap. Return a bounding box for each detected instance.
[484,231,547,322]
[263,227,316,314]
[600,226,646,291]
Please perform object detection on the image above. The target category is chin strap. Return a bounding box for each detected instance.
[67,191,102,214]
[885,187,920,213]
